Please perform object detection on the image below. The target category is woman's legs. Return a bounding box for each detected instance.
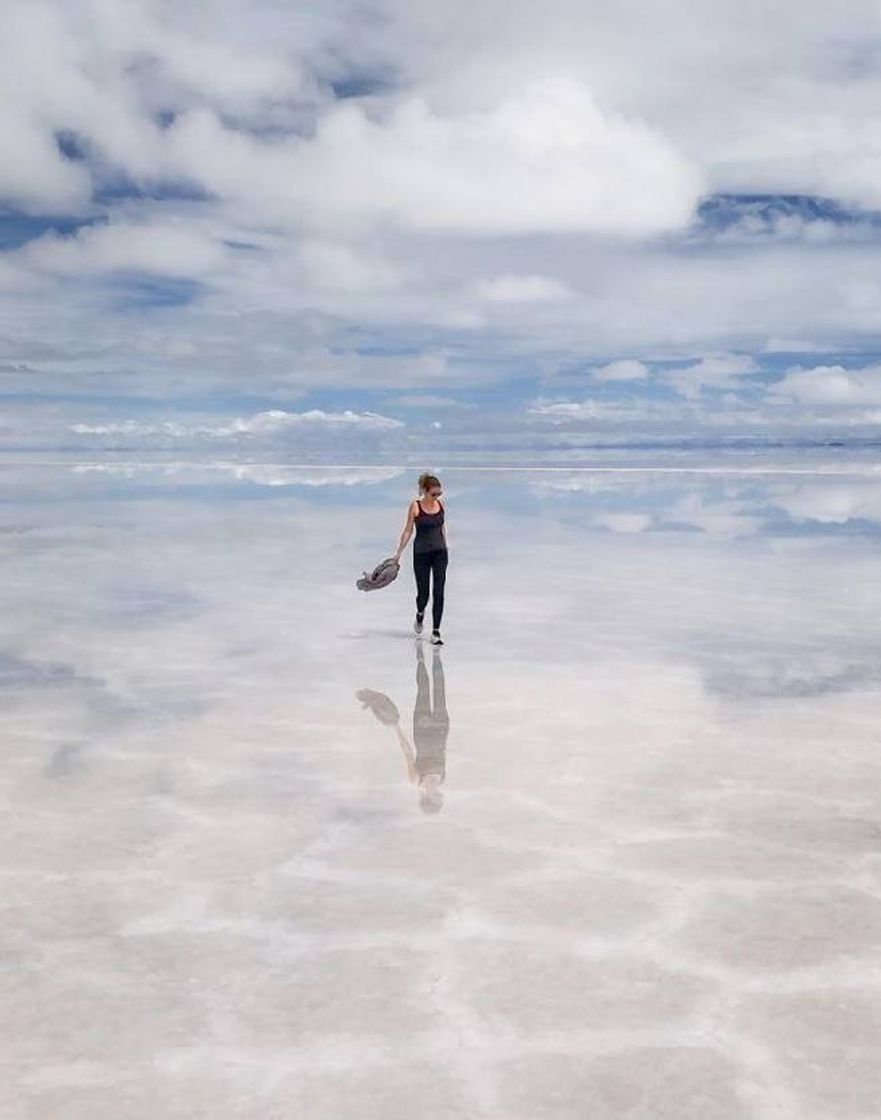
[430,549,448,631]
[414,551,431,618]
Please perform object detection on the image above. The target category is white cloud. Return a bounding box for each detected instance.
[381,1,881,211]
[229,408,404,433]
[770,364,881,406]
[71,421,171,437]
[0,0,320,214]
[0,103,92,215]
[527,399,658,424]
[667,492,763,538]
[663,354,761,399]
[386,394,473,409]
[4,0,881,442]
[297,240,402,292]
[19,220,227,278]
[593,359,649,382]
[226,465,405,486]
[763,338,836,354]
[70,409,404,439]
[5,0,881,228]
[593,512,653,533]
[773,481,881,525]
[528,400,604,422]
[69,462,406,487]
[164,77,702,237]
[476,274,571,303]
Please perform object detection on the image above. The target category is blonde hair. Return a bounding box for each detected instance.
[418,472,442,493]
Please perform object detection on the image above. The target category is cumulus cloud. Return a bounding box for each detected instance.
[70,408,404,438]
[297,240,402,292]
[593,512,653,533]
[162,77,702,237]
[0,0,319,214]
[528,400,604,422]
[667,492,764,538]
[70,462,405,487]
[527,399,658,424]
[228,408,403,433]
[662,354,761,399]
[385,394,473,409]
[593,359,650,382]
[769,364,881,406]
[773,481,881,525]
[19,220,227,278]
[380,0,881,211]
[4,0,881,446]
[763,338,835,354]
[225,465,405,486]
[476,274,572,303]
[5,0,881,226]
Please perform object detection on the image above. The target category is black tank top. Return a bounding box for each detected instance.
[414,499,446,553]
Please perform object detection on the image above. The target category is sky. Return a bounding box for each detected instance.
[2,0,881,457]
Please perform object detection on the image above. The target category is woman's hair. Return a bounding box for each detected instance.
[418,472,442,493]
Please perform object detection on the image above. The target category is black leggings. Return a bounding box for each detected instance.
[414,548,448,631]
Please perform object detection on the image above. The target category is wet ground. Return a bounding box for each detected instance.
[2,457,881,1119]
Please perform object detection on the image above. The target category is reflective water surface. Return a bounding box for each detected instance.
[2,458,881,1119]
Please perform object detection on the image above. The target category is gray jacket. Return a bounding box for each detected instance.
[356,556,400,592]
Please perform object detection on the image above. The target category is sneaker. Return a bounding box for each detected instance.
[414,613,424,634]
[430,630,443,645]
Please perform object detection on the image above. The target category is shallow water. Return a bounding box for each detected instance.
[2,458,881,1119]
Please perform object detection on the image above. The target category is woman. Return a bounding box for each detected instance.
[394,472,448,645]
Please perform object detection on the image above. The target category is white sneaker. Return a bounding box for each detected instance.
[430,631,443,645]
[414,614,424,634]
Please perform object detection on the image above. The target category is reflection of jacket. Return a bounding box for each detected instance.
[356,689,400,725]
[356,557,400,592]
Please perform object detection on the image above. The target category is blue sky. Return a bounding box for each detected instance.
[2,1,881,457]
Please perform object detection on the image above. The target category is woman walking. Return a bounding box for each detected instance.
[394,473,448,645]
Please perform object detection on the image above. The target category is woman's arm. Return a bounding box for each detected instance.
[394,501,417,560]
[394,725,418,782]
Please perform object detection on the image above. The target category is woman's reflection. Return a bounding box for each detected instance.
[356,643,449,814]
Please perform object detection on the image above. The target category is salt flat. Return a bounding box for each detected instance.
[2,458,881,1119]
